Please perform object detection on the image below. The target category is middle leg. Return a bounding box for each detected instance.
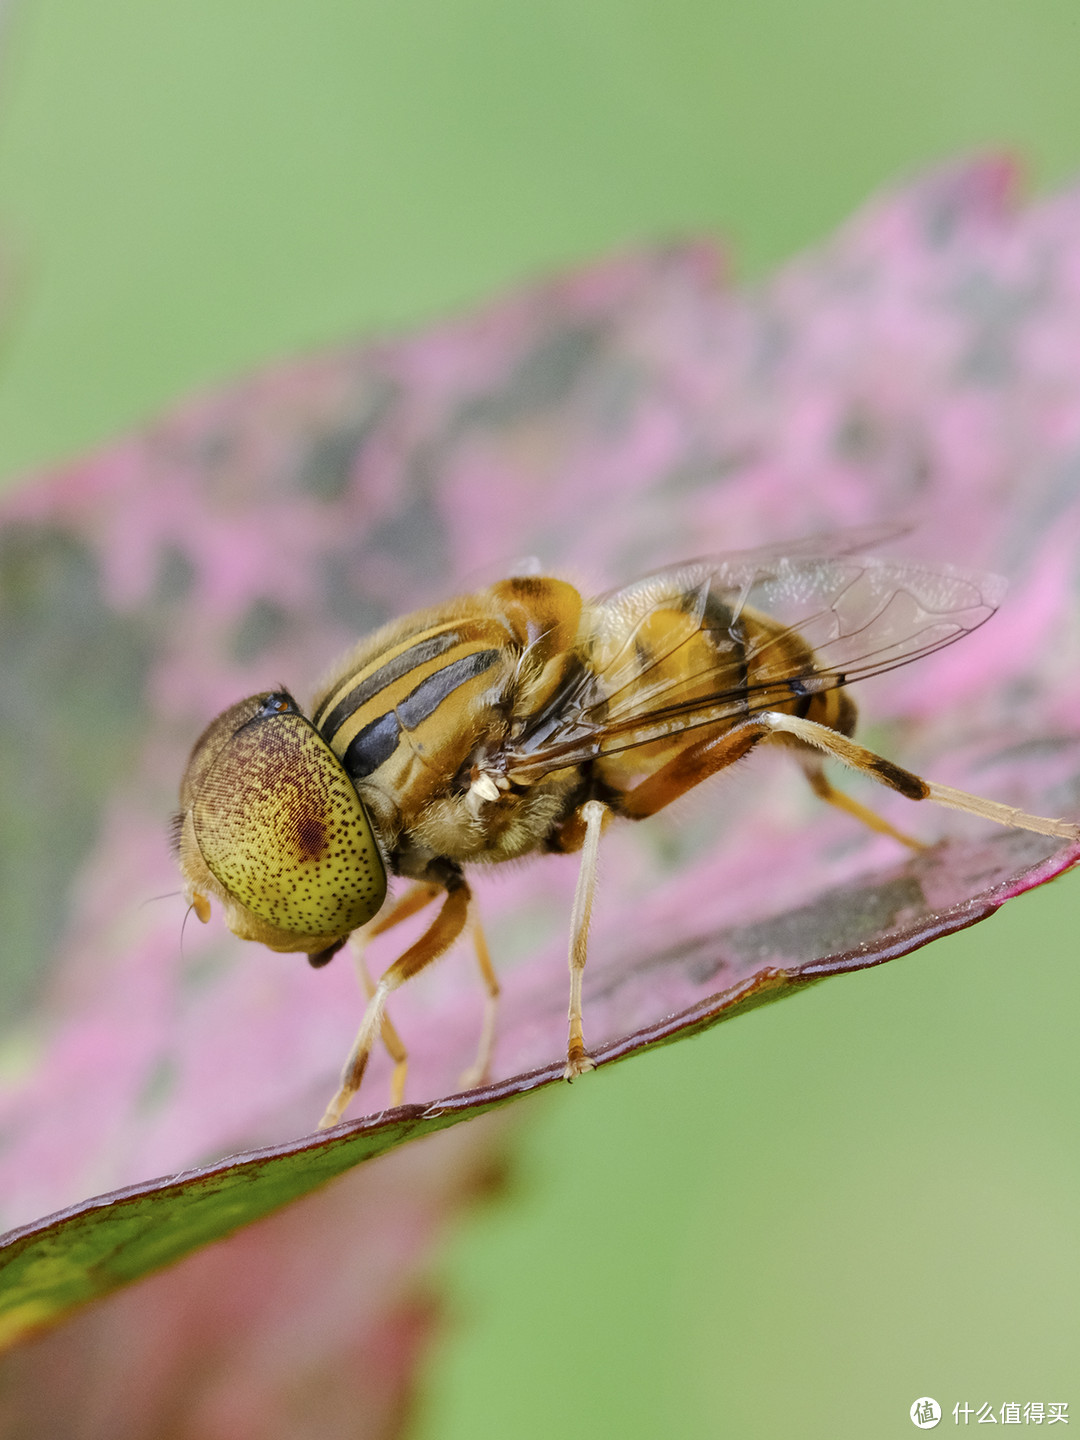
[564,798,609,1080]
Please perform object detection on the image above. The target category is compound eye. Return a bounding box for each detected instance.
[189,699,386,937]
[256,692,299,718]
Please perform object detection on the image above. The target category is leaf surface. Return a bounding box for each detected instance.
[1,158,1080,1365]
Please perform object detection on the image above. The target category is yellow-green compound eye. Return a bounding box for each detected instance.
[191,697,387,938]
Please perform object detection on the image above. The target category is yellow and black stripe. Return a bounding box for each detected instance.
[312,616,512,793]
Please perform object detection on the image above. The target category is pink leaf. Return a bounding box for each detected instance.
[1,157,1079,1428]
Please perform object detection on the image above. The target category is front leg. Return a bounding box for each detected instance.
[457,912,502,1091]
[351,881,443,1106]
[318,877,471,1129]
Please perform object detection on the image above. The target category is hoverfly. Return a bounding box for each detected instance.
[175,538,1079,1128]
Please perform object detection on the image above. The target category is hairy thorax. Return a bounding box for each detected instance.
[382,768,583,869]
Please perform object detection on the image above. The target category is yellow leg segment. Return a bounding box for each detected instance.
[564,799,608,1080]
[318,882,471,1129]
[458,913,501,1090]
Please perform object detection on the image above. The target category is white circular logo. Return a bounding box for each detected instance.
[910,1398,942,1428]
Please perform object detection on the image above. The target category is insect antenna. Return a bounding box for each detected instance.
[179,901,199,960]
[139,890,183,909]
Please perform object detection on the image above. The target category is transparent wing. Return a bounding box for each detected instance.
[505,537,1004,779]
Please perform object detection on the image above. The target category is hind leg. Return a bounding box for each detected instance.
[801,759,927,851]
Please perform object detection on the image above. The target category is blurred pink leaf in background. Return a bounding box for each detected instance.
[1,157,1080,1433]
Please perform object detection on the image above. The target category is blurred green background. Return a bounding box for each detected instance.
[0,2,1077,1436]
